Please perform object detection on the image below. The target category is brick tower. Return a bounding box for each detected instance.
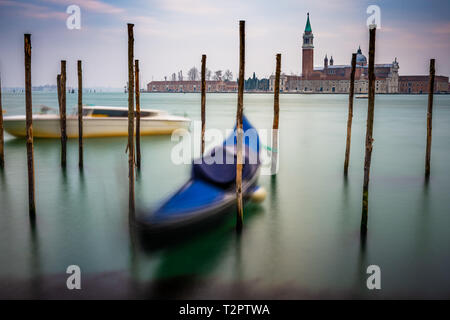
[302,13,314,79]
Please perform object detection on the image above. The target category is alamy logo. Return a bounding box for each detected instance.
[66,265,81,290]
[170,121,279,176]
[66,5,81,30]
[366,265,381,290]
[366,5,381,29]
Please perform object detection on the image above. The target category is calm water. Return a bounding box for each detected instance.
[1,92,449,299]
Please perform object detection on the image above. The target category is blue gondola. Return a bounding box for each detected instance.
[136,116,261,239]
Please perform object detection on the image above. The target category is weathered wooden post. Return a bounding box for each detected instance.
[271,53,281,175]
[361,26,376,235]
[201,54,206,155]
[425,59,435,178]
[344,53,357,176]
[60,60,67,168]
[127,23,135,215]
[236,20,245,231]
[0,74,4,169]
[57,74,61,113]
[135,59,141,170]
[77,60,83,169]
[24,34,36,217]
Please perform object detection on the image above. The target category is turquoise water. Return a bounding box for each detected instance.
[0,92,449,298]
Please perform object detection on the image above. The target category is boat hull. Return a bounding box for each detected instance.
[3,115,190,138]
[136,171,259,232]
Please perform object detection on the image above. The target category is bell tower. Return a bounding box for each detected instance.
[302,13,314,79]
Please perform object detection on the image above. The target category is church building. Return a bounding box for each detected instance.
[270,13,400,93]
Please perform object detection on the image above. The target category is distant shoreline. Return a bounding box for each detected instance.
[141,91,450,95]
[2,91,449,95]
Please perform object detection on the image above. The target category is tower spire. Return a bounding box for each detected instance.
[302,12,314,79]
[305,12,312,33]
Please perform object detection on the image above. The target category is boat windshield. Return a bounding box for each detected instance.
[91,109,128,117]
[140,111,159,117]
[89,109,159,117]
[77,108,160,117]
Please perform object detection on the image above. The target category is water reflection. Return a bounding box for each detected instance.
[5,137,25,148]
[128,203,263,298]
[127,217,141,298]
[233,231,243,282]
[139,222,232,298]
[0,168,6,193]
[0,169,11,218]
[415,176,431,250]
[355,231,367,296]
[270,175,278,206]
[78,169,86,193]
[267,176,281,279]
[28,216,41,299]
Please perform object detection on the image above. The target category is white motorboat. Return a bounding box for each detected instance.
[3,106,190,138]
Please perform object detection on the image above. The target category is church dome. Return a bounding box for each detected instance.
[356,46,367,65]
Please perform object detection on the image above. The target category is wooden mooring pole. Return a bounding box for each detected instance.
[344,53,357,176]
[201,54,206,155]
[127,23,135,215]
[361,26,376,235]
[78,60,83,169]
[60,60,67,168]
[425,59,435,178]
[77,60,83,169]
[271,53,281,175]
[135,59,141,170]
[0,74,4,169]
[24,34,36,217]
[236,20,245,231]
[57,74,61,113]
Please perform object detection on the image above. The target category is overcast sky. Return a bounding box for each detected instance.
[0,0,449,88]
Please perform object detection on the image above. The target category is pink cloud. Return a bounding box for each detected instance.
[0,0,66,20]
[157,0,221,15]
[43,0,124,14]
[0,0,124,21]
[431,22,450,35]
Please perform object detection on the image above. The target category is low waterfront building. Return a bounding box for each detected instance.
[398,75,449,94]
[146,80,237,93]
